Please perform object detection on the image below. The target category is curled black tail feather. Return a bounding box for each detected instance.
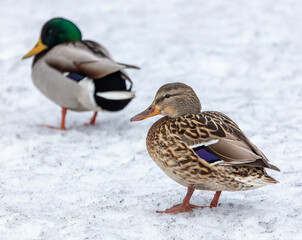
[94,71,133,111]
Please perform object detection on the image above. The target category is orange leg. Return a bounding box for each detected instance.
[44,107,67,130]
[84,111,98,126]
[210,191,221,208]
[60,108,67,130]
[157,186,200,213]
[157,188,222,214]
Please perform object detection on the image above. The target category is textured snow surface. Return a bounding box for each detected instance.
[1,0,302,239]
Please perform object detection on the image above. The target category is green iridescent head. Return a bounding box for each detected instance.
[41,18,82,47]
[23,17,82,59]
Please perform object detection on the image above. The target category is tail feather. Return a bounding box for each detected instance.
[267,162,280,172]
[262,174,279,184]
[96,91,135,100]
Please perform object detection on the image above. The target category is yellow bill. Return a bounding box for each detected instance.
[22,38,48,59]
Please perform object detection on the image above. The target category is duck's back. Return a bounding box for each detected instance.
[146,112,279,191]
[32,41,134,111]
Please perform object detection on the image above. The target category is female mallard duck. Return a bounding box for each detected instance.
[23,17,139,130]
[131,82,279,213]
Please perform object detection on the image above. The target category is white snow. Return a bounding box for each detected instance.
[1,0,302,239]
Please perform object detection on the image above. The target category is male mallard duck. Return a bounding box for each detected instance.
[23,17,139,130]
[131,82,279,213]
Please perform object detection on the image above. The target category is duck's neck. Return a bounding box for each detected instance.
[33,50,49,66]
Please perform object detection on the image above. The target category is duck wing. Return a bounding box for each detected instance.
[168,111,280,171]
[44,41,138,79]
[78,40,140,70]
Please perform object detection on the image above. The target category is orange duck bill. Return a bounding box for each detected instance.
[130,104,161,122]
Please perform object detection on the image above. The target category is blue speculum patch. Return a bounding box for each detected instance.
[66,73,86,82]
[193,147,220,163]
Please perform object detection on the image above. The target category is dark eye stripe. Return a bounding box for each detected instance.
[155,93,181,104]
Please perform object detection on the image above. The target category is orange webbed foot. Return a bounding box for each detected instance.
[156,203,206,214]
[43,107,68,130]
[43,125,67,130]
[84,111,98,126]
[156,190,222,214]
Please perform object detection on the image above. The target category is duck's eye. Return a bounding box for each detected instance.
[47,29,53,35]
[165,94,171,98]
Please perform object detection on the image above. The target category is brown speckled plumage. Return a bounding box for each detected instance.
[131,82,279,213]
[146,113,278,192]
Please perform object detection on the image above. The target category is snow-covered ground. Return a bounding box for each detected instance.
[1,0,302,239]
